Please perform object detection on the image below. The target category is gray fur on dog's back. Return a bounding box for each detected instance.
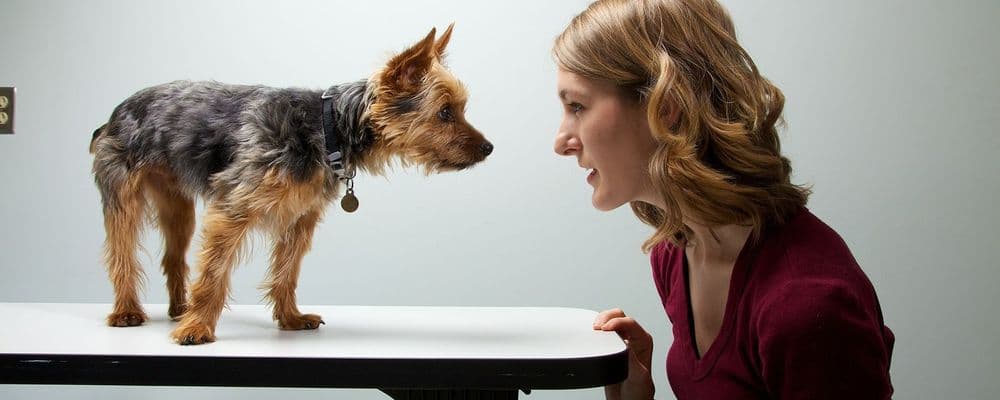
[92,80,356,209]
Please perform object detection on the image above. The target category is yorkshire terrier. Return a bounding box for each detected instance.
[90,24,491,345]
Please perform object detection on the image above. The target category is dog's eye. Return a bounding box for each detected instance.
[438,106,454,123]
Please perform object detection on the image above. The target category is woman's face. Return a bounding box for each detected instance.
[554,69,660,211]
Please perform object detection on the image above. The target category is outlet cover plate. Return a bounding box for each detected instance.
[0,87,14,134]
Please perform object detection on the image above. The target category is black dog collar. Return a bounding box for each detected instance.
[322,90,361,213]
[321,91,348,178]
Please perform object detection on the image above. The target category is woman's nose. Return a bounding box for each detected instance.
[554,131,580,156]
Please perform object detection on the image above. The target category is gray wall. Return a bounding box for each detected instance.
[1,0,997,399]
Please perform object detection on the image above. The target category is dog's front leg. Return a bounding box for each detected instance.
[171,205,254,345]
[265,209,325,330]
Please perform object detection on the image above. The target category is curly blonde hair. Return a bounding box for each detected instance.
[554,0,810,251]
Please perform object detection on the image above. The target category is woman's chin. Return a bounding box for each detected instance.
[591,192,626,211]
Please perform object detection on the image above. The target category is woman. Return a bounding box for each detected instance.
[552,0,894,399]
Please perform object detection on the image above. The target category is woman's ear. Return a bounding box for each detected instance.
[663,96,681,130]
[662,95,682,131]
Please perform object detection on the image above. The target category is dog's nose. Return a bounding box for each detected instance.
[480,142,494,156]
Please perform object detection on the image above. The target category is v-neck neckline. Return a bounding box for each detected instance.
[679,236,759,380]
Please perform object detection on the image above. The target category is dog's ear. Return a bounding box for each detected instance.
[434,23,454,59]
[384,28,437,92]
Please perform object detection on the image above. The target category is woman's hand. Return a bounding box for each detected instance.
[594,308,655,400]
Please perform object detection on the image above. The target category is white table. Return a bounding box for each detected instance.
[0,303,627,399]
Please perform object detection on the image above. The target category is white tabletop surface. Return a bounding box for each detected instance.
[0,303,626,360]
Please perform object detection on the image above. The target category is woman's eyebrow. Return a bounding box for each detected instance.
[559,89,584,101]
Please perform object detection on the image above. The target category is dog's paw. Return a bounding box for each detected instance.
[171,323,216,345]
[277,313,325,330]
[168,303,188,321]
[107,311,148,327]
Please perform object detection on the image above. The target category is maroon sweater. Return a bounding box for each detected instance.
[652,209,894,399]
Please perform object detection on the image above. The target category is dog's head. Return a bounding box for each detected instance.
[367,24,492,173]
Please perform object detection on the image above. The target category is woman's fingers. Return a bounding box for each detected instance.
[600,316,654,364]
[593,308,627,329]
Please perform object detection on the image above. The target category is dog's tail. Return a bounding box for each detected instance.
[89,123,107,154]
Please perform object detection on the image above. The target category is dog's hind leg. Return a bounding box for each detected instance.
[265,209,324,330]
[171,203,254,345]
[101,174,149,327]
[145,172,195,321]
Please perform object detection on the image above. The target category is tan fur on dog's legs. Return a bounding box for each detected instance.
[145,173,195,321]
[103,176,148,327]
[171,204,254,345]
[265,209,324,330]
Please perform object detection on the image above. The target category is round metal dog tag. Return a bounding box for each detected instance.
[341,190,359,213]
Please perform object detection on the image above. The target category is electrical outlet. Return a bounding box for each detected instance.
[0,87,14,134]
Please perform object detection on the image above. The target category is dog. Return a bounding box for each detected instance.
[90,24,491,345]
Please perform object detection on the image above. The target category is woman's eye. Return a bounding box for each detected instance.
[438,106,454,122]
[568,102,584,114]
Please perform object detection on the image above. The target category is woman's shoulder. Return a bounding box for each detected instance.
[762,208,867,281]
[751,208,887,337]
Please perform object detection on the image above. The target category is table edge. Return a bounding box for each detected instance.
[1,350,629,390]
